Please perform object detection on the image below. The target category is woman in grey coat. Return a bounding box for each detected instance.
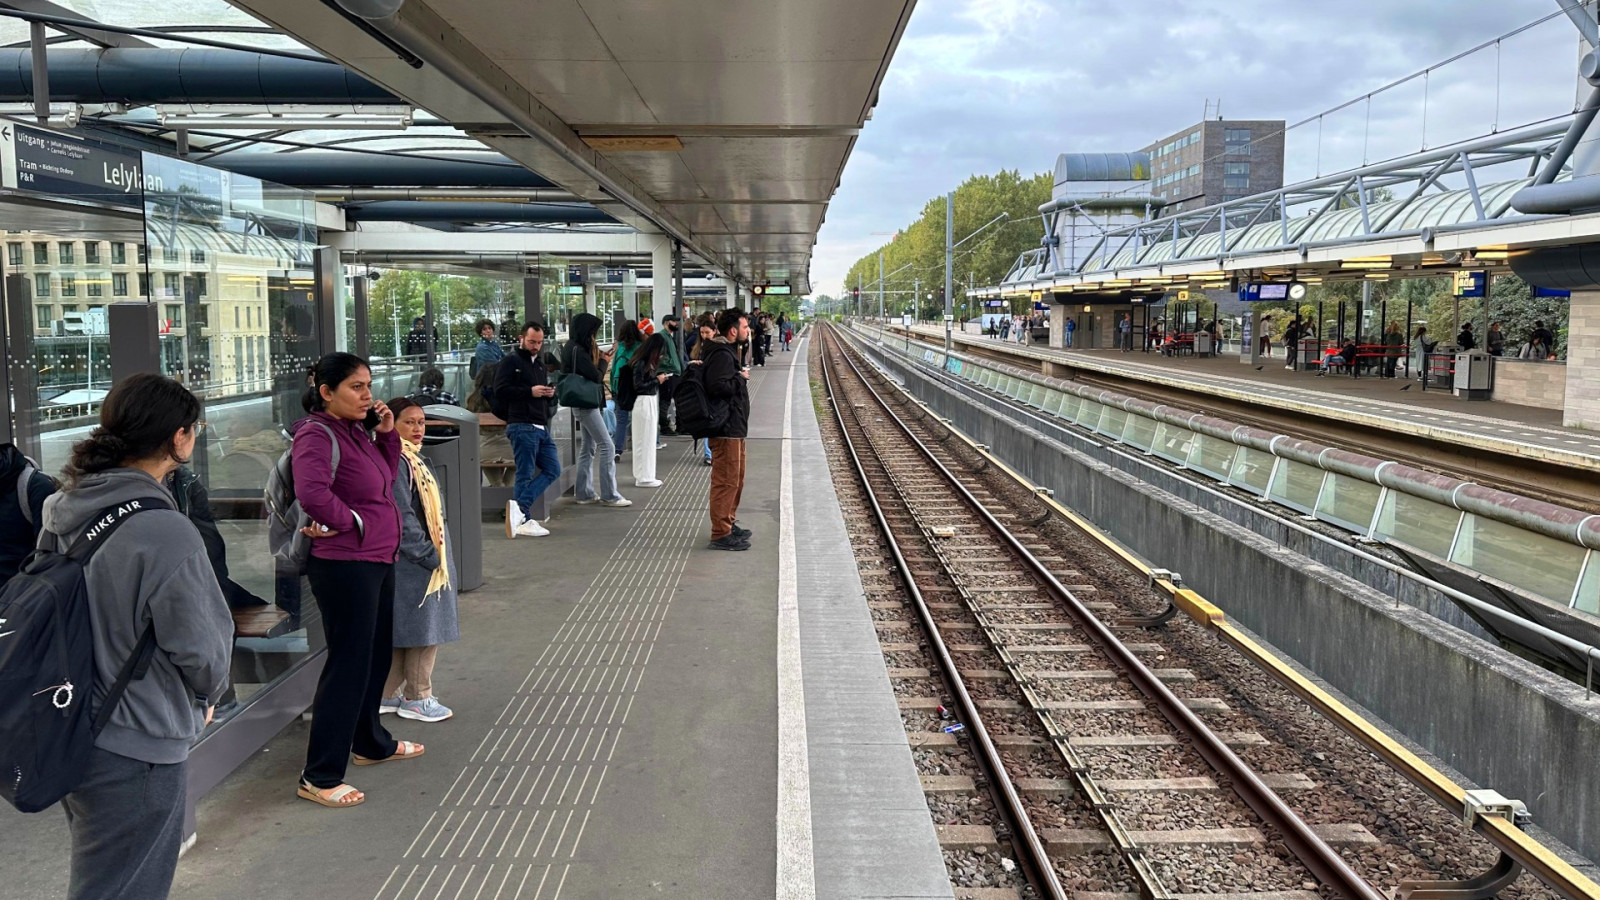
[380,398,460,723]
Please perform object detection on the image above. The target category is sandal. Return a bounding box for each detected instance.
[353,739,426,766]
[298,780,365,808]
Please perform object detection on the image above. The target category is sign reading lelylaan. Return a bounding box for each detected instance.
[0,123,155,207]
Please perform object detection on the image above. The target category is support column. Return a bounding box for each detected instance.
[726,279,737,308]
[651,238,673,321]
[1243,308,1265,366]
[1048,301,1065,349]
[583,282,597,316]
[523,271,541,325]
[313,247,340,359]
[1565,288,1600,429]
[353,275,370,358]
[3,273,37,457]
[621,268,638,321]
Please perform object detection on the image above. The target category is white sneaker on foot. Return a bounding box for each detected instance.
[397,697,453,722]
[515,519,550,537]
[575,496,599,505]
[636,479,663,488]
[378,697,401,715]
[505,500,525,538]
[599,496,633,508]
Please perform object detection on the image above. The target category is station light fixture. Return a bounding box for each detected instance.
[1472,250,1512,261]
[1339,255,1393,270]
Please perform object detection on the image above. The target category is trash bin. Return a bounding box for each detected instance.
[1452,351,1492,400]
[420,404,483,592]
[1193,332,1213,356]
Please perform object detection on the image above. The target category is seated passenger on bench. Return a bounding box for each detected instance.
[1315,340,1358,376]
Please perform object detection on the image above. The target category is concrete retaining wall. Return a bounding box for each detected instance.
[860,340,1600,862]
[1493,358,1566,411]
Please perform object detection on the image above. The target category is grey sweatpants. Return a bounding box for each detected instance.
[63,747,187,900]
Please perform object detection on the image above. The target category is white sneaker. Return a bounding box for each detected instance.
[515,519,550,537]
[655,442,667,450]
[636,479,663,488]
[575,497,599,505]
[378,697,401,715]
[599,497,633,508]
[505,500,525,538]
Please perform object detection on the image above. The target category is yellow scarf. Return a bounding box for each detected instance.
[401,437,452,599]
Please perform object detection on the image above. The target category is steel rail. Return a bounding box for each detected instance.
[825,323,1390,900]
[851,321,1600,900]
[818,333,1069,900]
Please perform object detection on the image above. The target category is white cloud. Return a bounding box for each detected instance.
[809,0,1576,297]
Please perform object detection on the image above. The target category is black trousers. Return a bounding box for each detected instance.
[63,748,186,900]
[659,375,679,432]
[304,557,398,788]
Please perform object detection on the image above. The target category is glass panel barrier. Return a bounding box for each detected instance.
[1075,399,1104,427]
[1057,392,1081,420]
[1372,490,1459,558]
[1228,446,1277,495]
[1315,473,1383,533]
[1450,514,1587,605]
[141,151,322,728]
[1575,553,1598,614]
[1096,405,1128,440]
[1268,459,1325,513]
[1151,422,1197,465]
[1187,432,1236,479]
[1121,413,1157,451]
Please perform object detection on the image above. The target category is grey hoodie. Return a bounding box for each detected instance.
[39,468,233,764]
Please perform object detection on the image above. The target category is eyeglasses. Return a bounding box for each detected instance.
[191,420,207,436]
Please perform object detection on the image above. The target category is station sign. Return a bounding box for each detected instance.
[1533,285,1571,298]
[1240,282,1290,302]
[752,284,791,296]
[0,123,152,209]
[1453,271,1486,298]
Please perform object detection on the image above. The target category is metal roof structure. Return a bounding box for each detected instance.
[0,0,914,287]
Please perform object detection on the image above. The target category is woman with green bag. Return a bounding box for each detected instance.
[561,313,630,508]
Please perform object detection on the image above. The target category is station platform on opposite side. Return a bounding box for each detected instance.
[0,338,954,900]
[894,322,1600,478]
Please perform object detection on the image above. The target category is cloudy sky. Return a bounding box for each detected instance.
[809,0,1583,296]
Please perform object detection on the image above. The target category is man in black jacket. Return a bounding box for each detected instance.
[0,442,54,585]
[703,307,752,550]
[496,322,561,538]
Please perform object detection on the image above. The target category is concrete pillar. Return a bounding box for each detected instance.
[651,239,673,321]
[1564,288,1600,429]
[583,282,596,317]
[726,280,737,307]
[1048,304,1065,349]
[1243,308,1265,366]
[621,269,638,321]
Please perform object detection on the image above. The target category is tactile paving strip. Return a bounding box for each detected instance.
[373,446,707,900]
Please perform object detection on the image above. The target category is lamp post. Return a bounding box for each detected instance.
[945,203,1010,360]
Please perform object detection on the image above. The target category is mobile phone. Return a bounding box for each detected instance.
[363,407,381,431]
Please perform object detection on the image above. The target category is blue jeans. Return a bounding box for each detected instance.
[612,407,631,457]
[1065,330,1074,348]
[574,407,621,502]
[506,423,561,517]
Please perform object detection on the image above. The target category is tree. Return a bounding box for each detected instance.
[844,169,1052,319]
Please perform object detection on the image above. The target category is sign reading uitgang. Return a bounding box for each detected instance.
[0,123,157,208]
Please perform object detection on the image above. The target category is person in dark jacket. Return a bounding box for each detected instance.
[0,442,55,586]
[166,466,268,610]
[293,352,422,809]
[658,314,686,435]
[563,313,629,508]
[631,333,669,488]
[44,373,232,900]
[497,322,560,538]
[409,367,458,406]
[404,317,436,358]
[1486,321,1506,357]
[703,308,752,551]
[1456,322,1477,351]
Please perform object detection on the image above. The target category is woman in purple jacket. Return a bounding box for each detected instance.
[294,352,424,809]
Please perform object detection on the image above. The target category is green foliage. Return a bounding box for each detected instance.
[368,270,523,356]
[842,169,1052,317]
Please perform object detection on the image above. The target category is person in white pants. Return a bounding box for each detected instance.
[631,333,669,487]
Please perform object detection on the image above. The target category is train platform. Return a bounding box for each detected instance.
[898,323,1600,476]
[0,338,954,900]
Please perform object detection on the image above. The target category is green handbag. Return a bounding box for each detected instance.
[554,370,603,409]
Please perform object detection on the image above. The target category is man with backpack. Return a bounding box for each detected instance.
[701,308,752,551]
[495,322,560,538]
[0,442,56,586]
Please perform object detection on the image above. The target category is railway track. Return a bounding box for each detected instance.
[819,324,1391,900]
[818,321,1596,900]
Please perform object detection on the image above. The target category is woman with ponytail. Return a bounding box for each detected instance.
[377,398,460,723]
[293,353,422,810]
[44,373,232,900]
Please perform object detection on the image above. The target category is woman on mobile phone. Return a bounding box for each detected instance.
[292,352,423,809]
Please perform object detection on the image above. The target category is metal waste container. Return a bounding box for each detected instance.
[420,404,483,592]
[1453,351,1492,400]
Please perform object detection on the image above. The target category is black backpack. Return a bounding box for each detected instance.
[615,362,638,412]
[672,363,728,438]
[484,359,510,421]
[0,496,170,813]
